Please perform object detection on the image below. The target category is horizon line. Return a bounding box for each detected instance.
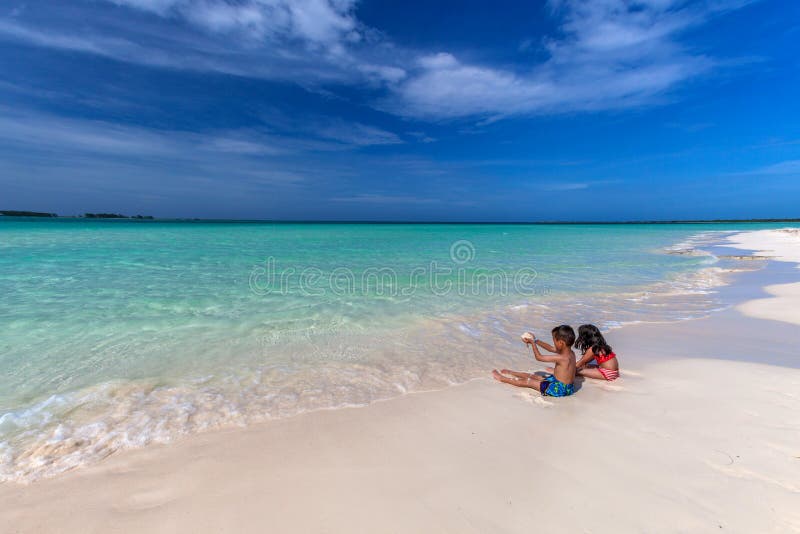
[3,214,800,225]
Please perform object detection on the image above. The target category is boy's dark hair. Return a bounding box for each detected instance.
[551,325,576,347]
[574,324,613,355]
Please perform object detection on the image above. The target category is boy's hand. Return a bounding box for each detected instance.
[521,332,535,344]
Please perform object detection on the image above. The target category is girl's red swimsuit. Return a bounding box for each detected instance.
[594,351,616,364]
[594,351,619,381]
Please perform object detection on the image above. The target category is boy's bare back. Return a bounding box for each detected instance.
[551,346,577,385]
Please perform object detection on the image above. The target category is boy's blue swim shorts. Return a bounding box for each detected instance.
[539,374,575,397]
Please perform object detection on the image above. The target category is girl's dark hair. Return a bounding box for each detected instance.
[574,324,613,355]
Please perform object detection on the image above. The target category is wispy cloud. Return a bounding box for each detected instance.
[315,121,403,146]
[539,179,620,191]
[740,160,800,175]
[0,1,404,85]
[540,182,591,191]
[0,109,284,157]
[0,0,755,122]
[109,0,360,49]
[386,0,753,119]
[0,19,160,63]
[406,131,436,143]
[0,106,402,157]
[330,193,442,204]
[0,105,422,216]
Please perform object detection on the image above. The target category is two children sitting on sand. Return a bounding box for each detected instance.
[491,324,619,397]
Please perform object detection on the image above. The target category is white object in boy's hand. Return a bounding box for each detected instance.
[521,332,535,343]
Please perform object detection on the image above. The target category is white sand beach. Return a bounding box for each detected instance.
[727,229,800,326]
[2,229,799,534]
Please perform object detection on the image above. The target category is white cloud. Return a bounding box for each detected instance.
[358,64,407,84]
[108,0,180,15]
[0,19,244,75]
[0,111,283,157]
[0,108,400,159]
[315,121,403,146]
[539,179,620,191]
[0,19,128,57]
[330,193,441,204]
[387,53,556,119]
[542,182,591,191]
[0,0,756,121]
[107,0,361,51]
[387,0,750,119]
[406,131,436,143]
[0,1,397,84]
[250,107,404,148]
[743,160,800,175]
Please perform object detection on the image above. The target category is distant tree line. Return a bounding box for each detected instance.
[0,210,57,217]
[83,213,153,219]
[0,210,154,219]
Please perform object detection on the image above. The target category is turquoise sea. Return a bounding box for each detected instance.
[0,219,789,481]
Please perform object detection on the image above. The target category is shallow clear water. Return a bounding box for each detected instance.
[0,219,788,481]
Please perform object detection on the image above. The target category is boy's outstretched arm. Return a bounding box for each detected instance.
[529,340,560,363]
[534,339,557,353]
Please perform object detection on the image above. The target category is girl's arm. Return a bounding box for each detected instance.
[576,347,595,369]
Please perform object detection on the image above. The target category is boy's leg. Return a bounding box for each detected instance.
[499,369,537,380]
[492,370,544,389]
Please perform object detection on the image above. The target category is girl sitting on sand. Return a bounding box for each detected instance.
[574,324,619,381]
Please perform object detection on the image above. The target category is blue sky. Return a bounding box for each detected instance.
[0,0,798,221]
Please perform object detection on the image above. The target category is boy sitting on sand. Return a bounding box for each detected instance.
[492,325,577,397]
